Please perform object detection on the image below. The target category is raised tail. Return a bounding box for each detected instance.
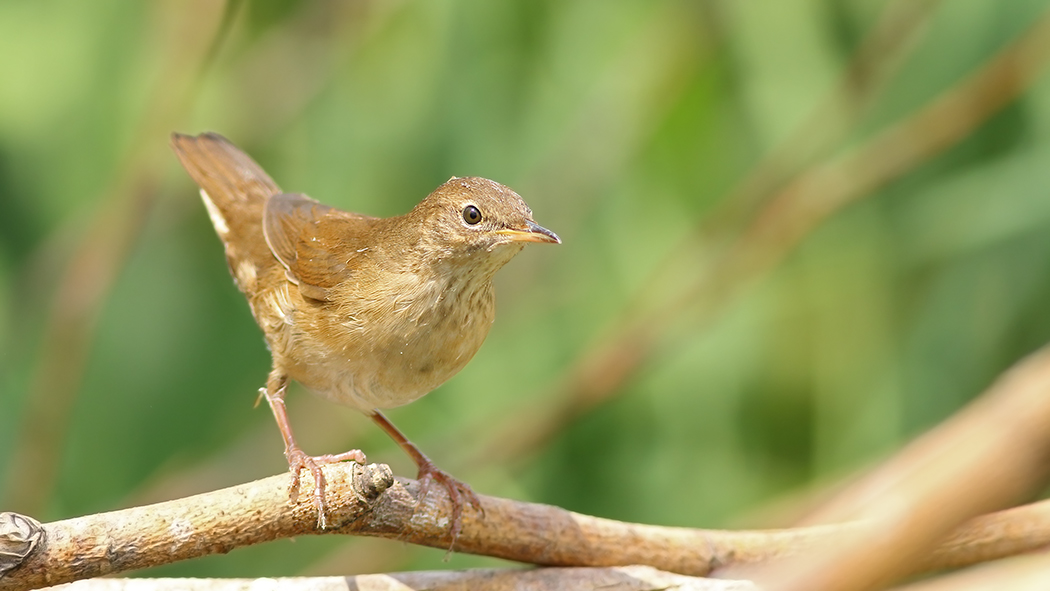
[170,132,281,294]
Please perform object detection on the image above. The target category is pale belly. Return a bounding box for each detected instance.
[264,275,496,412]
[289,326,488,411]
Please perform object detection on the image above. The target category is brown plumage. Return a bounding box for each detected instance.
[170,132,558,539]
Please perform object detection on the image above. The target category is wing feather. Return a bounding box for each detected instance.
[263,192,378,302]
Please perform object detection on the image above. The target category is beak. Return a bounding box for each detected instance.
[496,220,561,244]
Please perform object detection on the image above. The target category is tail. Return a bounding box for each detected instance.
[170,132,281,293]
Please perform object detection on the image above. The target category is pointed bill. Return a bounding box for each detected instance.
[496,220,561,244]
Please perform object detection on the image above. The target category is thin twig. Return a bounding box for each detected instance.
[739,342,1050,591]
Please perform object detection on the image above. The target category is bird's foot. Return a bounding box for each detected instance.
[415,459,483,546]
[285,446,367,529]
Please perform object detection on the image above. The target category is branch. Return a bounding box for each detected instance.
[7,566,760,591]
[6,464,1050,589]
[0,463,394,591]
[737,343,1050,591]
[10,340,1050,589]
[892,553,1050,591]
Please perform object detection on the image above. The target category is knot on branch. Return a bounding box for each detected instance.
[0,513,43,578]
[355,462,395,503]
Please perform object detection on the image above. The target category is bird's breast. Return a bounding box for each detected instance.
[276,266,498,411]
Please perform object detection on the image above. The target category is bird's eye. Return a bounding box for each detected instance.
[462,204,482,225]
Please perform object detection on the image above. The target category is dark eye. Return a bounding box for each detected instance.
[462,204,482,225]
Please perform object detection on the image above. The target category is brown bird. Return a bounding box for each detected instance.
[170,132,559,538]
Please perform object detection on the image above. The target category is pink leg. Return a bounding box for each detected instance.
[370,410,482,545]
[264,369,366,528]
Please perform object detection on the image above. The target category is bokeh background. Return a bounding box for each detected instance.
[3,0,1050,578]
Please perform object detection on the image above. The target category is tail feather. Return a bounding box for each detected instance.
[171,132,281,293]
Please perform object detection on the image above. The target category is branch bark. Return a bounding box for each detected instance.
[10,339,1050,590]
[9,566,760,591]
[5,464,1050,590]
[737,344,1050,591]
[0,464,394,590]
[892,553,1050,591]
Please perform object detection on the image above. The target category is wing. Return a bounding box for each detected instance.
[263,192,379,302]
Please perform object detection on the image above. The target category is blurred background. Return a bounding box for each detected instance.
[3,0,1050,578]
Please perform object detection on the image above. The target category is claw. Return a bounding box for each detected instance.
[416,459,483,547]
[368,411,483,550]
[262,371,367,529]
[285,446,367,529]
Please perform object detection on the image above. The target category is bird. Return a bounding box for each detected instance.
[170,132,559,540]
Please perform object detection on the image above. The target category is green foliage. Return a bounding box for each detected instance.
[2,0,1050,577]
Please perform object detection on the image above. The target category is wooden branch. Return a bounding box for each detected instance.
[0,463,394,591]
[10,566,760,591]
[892,553,1050,591]
[10,339,1050,589]
[737,343,1050,591]
[923,501,1050,572]
[6,459,1050,590]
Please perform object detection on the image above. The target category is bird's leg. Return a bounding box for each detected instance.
[264,369,366,529]
[370,410,483,544]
